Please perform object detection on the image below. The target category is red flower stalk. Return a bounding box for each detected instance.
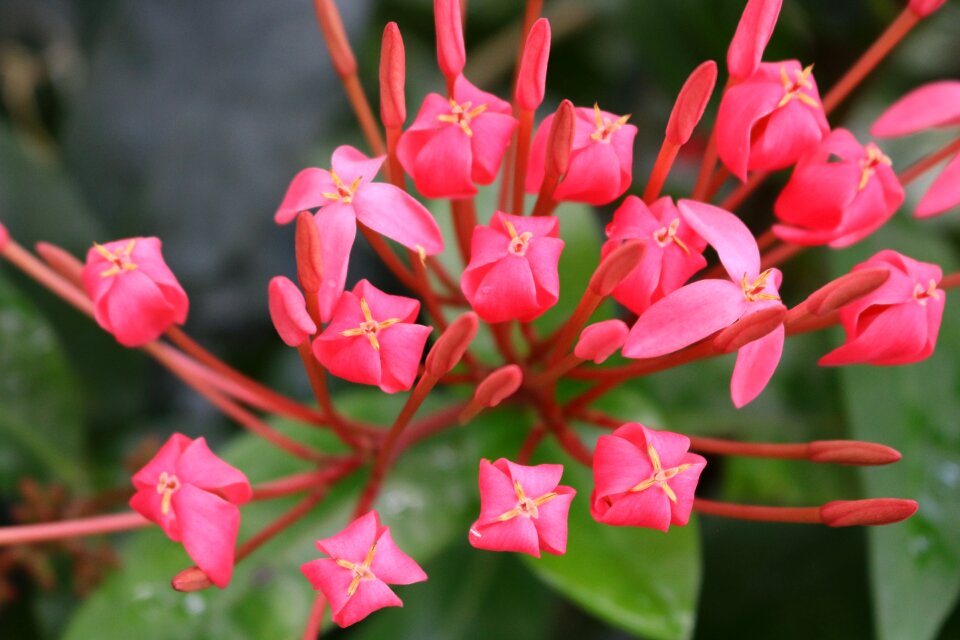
[301,511,427,627]
[82,237,189,347]
[129,434,252,588]
[470,459,576,557]
[727,0,783,81]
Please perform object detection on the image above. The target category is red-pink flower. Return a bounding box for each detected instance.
[526,104,638,205]
[773,128,903,247]
[727,0,782,81]
[603,196,707,315]
[82,237,189,347]
[820,250,945,367]
[312,279,431,393]
[716,60,829,181]
[301,511,427,628]
[469,459,575,557]
[129,433,252,588]
[274,145,444,322]
[397,75,517,199]
[591,423,706,531]
[461,212,564,323]
[623,201,786,407]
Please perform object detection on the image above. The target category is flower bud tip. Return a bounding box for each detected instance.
[666,60,718,146]
[516,18,551,112]
[546,99,576,179]
[808,440,902,466]
[575,319,629,364]
[434,0,465,82]
[295,211,324,294]
[713,305,786,353]
[171,566,214,592]
[805,267,890,316]
[474,364,523,409]
[312,0,357,78]
[425,312,478,376]
[35,241,84,285]
[589,240,645,297]
[380,22,406,128]
[820,498,918,527]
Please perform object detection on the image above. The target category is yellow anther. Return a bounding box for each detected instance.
[741,269,782,303]
[323,171,362,203]
[777,64,819,109]
[95,239,139,278]
[913,279,940,306]
[156,471,181,516]
[336,542,378,598]
[340,296,401,351]
[437,98,488,136]
[629,445,692,504]
[858,143,892,191]
[590,102,631,143]
[495,479,558,522]
[653,218,690,255]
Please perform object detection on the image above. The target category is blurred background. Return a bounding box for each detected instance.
[0,0,958,638]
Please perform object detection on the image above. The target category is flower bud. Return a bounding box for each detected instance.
[803,267,890,316]
[434,0,465,83]
[35,241,84,287]
[589,240,645,297]
[713,305,787,353]
[727,0,782,80]
[666,60,717,146]
[908,0,947,18]
[575,320,629,364]
[820,498,918,527]
[516,18,551,112]
[268,276,317,346]
[295,211,324,294]
[312,0,357,78]
[425,312,478,377]
[379,22,406,129]
[474,365,523,408]
[171,566,214,592]
[807,440,902,466]
[545,99,576,179]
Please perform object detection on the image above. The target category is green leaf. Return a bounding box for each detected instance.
[832,219,960,640]
[0,272,87,488]
[523,441,701,640]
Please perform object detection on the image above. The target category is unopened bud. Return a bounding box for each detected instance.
[575,320,629,364]
[312,0,357,78]
[666,60,717,146]
[546,100,576,179]
[35,241,84,286]
[434,0,465,83]
[474,365,523,408]
[171,566,214,592]
[426,312,478,376]
[808,440,902,466]
[909,0,947,18]
[727,0,782,80]
[295,211,324,294]
[713,305,786,353]
[268,276,317,346]
[516,18,551,112]
[820,498,918,527]
[804,267,890,316]
[589,240,644,297]
[379,22,406,129]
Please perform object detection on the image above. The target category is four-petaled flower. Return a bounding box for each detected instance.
[301,511,427,628]
[313,279,432,393]
[591,423,706,531]
[129,434,252,588]
[469,459,576,557]
[82,237,189,347]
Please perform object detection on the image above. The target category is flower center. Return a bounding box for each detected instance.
[652,218,690,254]
[496,479,558,522]
[437,98,487,136]
[95,240,139,278]
[335,541,378,597]
[340,296,400,351]
[913,279,940,306]
[858,143,892,191]
[156,472,181,516]
[322,171,362,204]
[503,220,534,256]
[777,64,819,109]
[629,445,691,504]
[741,269,781,303]
[589,102,631,143]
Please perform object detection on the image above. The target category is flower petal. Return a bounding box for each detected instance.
[679,200,761,282]
[554,140,624,205]
[376,323,433,393]
[352,182,444,254]
[274,168,335,224]
[173,484,241,588]
[315,511,379,563]
[411,124,475,199]
[535,486,576,555]
[916,152,960,218]
[730,324,784,407]
[871,81,960,137]
[331,145,385,186]
[369,527,428,585]
[469,514,541,557]
[176,437,252,505]
[819,302,928,367]
[333,578,403,627]
[313,204,357,323]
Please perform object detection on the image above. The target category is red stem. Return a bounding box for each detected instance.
[511,109,535,214]
[451,198,477,266]
[302,592,327,640]
[693,498,822,523]
[643,140,680,203]
[899,137,960,186]
[0,512,149,545]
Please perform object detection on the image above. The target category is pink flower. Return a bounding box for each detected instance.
[526,104,638,205]
[301,511,427,628]
[312,279,432,393]
[82,237,189,347]
[591,423,706,530]
[268,276,316,347]
[129,434,252,588]
[820,250,945,367]
[469,459,575,557]
[274,145,444,322]
[623,201,786,407]
[603,196,707,315]
[727,0,783,81]
[773,129,903,247]
[397,75,517,199]
[716,60,829,181]
[460,212,564,323]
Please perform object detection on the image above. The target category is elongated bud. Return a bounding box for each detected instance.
[312,0,357,78]
[589,240,645,297]
[268,276,317,346]
[804,267,890,316]
[516,18,551,111]
[295,212,324,294]
[666,60,717,145]
[425,312,478,376]
[171,566,213,592]
[727,0,782,80]
[474,365,523,408]
[434,0,465,83]
[0,221,9,251]
[546,99,576,179]
[575,319,629,364]
[820,498,918,527]
[808,440,902,466]
[380,22,406,129]
[713,305,786,353]
[35,241,84,286]
[909,0,947,17]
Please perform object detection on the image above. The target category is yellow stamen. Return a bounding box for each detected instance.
[653,218,690,255]
[913,279,940,306]
[741,269,782,302]
[323,171,362,203]
[777,64,819,109]
[590,102,631,143]
[336,541,379,598]
[858,143,892,191]
[95,239,139,278]
[495,479,559,522]
[437,98,488,136]
[628,445,692,504]
[339,296,400,351]
[156,471,180,516]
